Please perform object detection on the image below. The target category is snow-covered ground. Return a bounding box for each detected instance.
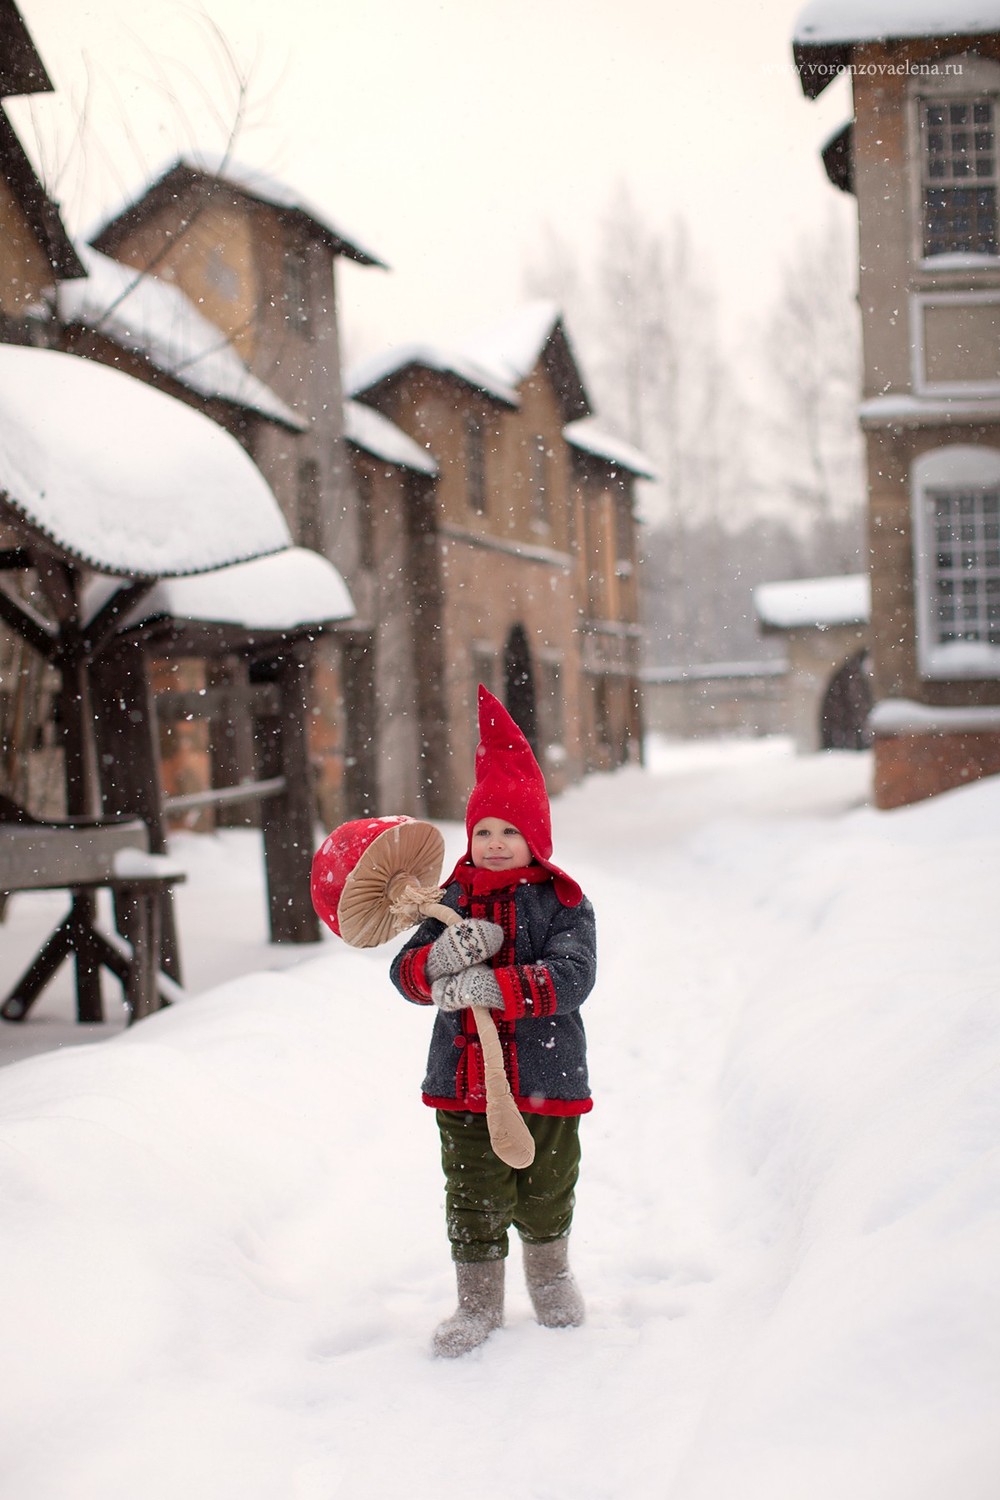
[0,737,997,1500]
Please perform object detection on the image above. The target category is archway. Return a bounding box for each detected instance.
[820,650,873,750]
[504,625,538,754]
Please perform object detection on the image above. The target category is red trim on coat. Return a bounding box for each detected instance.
[422,1093,593,1117]
[397,945,434,1003]
[494,963,558,1021]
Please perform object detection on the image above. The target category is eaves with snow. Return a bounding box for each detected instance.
[463,300,591,423]
[563,419,657,480]
[56,246,302,431]
[754,573,871,630]
[793,0,1000,95]
[347,342,520,409]
[83,547,354,641]
[0,344,291,577]
[89,153,387,269]
[344,400,437,477]
[348,303,652,479]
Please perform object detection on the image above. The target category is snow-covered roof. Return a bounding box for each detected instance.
[463,300,561,387]
[794,0,1000,46]
[90,154,386,268]
[461,300,591,421]
[792,2,1000,96]
[56,246,302,430]
[344,400,437,476]
[754,573,871,629]
[563,418,657,480]
[347,342,519,408]
[0,345,291,577]
[83,548,354,634]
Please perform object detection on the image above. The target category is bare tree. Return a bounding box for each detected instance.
[755,208,865,568]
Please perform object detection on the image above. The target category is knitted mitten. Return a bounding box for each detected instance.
[522,1238,585,1328]
[431,965,503,1012]
[433,1260,505,1358]
[425,919,504,980]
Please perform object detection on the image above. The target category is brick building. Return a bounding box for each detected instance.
[794,3,1000,807]
[89,157,386,824]
[349,302,651,819]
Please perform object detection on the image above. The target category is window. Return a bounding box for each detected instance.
[298,458,321,551]
[471,645,496,698]
[205,245,239,300]
[283,245,312,334]
[538,658,564,753]
[530,436,550,528]
[921,96,999,256]
[465,414,487,514]
[912,56,1000,260]
[912,446,1000,677]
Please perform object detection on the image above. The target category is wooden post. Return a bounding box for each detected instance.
[89,638,182,983]
[208,658,259,828]
[255,643,320,943]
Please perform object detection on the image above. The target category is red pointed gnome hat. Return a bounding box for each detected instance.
[444,685,583,906]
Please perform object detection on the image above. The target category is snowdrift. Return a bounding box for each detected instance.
[0,742,997,1499]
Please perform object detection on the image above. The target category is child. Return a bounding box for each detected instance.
[390,685,597,1357]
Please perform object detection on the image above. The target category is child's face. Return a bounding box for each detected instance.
[471,817,532,871]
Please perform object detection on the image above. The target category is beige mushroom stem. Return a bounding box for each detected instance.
[390,877,536,1170]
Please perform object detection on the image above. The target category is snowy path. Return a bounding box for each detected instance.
[1,740,998,1500]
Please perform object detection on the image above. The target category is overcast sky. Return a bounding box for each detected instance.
[12,0,856,366]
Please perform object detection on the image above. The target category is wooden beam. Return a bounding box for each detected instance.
[82,579,157,660]
[0,577,58,657]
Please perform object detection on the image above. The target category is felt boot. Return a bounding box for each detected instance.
[432,1260,505,1358]
[522,1237,585,1328]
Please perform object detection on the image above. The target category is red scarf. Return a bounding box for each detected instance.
[451,861,553,901]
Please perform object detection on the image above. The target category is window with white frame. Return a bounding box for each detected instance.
[921,96,999,256]
[912,446,1000,678]
[914,56,1000,260]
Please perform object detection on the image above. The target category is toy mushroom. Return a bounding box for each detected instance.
[311,814,535,1168]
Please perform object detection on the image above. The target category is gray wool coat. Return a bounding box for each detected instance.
[390,877,597,1115]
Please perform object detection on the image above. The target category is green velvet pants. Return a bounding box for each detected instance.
[436,1108,582,1263]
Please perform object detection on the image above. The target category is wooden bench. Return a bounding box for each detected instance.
[0,797,185,1025]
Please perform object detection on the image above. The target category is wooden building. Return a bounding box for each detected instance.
[0,0,82,341]
[50,243,316,822]
[0,0,84,810]
[794,3,1000,807]
[82,171,650,824]
[348,303,650,819]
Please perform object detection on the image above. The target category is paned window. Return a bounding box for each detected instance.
[927,486,1000,644]
[913,446,1000,677]
[921,96,999,256]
